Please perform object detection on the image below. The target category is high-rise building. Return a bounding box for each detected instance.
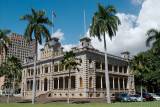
[0,33,35,64]
[0,33,36,94]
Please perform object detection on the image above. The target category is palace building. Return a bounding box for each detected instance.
[21,37,135,99]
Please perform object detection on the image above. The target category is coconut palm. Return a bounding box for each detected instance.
[0,29,11,55]
[61,51,80,104]
[90,4,121,103]
[20,8,52,104]
[146,29,160,54]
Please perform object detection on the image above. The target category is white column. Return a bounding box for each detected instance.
[113,77,115,89]
[52,77,54,90]
[39,79,41,91]
[101,76,103,89]
[118,77,120,92]
[123,78,125,92]
[100,62,102,71]
[63,77,64,90]
[112,65,114,72]
[117,66,119,73]
[41,80,44,91]
[58,62,60,72]
[58,77,59,89]
[122,67,124,74]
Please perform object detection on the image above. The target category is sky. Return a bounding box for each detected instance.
[0,0,160,57]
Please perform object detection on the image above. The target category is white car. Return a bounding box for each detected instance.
[149,93,160,101]
[129,94,145,102]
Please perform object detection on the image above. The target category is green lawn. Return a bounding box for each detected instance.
[0,101,160,107]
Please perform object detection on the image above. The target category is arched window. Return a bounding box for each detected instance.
[44,78,48,91]
[80,77,83,88]
[89,77,92,88]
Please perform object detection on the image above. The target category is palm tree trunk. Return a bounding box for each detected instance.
[7,87,10,104]
[103,34,111,103]
[140,80,143,102]
[13,75,15,95]
[7,82,11,104]
[32,41,38,104]
[67,69,71,104]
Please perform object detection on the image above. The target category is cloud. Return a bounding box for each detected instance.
[37,0,160,58]
[88,0,160,56]
[51,29,64,41]
[131,0,145,5]
[63,44,76,52]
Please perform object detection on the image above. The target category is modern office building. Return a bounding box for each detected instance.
[0,33,35,93]
[21,37,135,99]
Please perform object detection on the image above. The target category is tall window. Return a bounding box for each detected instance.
[80,77,83,88]
[59,64,64,71]
[108,64,112,71]
[71,76,75,89]
[54,78,58,89]
[89,77,92,88]
[95,62,101,69]
[54,64,58,72]
[59,77,63,89]
[44,78,48,91]
[114,66,118,72]
[119,66,122,73]
[102,63,105,70]
[45,67,48,73]
[124,66,127,73]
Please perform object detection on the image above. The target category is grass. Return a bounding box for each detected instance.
[0,101,160,107]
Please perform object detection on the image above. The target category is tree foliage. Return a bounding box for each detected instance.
[0,56,22,93]
[131,50,160,92]
[0,29,11,55]
[20,8,52,58]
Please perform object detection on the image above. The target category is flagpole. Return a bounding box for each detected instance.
[83,9,86,35]
[52,10,54,35]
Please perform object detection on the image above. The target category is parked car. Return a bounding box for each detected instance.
[149,93,160,101]
[136,92,154,101]
[129,94,145,102]
[115,93,131,102]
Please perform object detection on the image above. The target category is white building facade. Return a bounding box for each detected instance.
[21,37,135,99]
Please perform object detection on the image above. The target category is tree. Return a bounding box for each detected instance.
[146,29,160,54]
[0,56,22,103]
[6,56,22,94]
[0,29,11,56]
[20,8,52,104]
[130,52,150,101]
[89,3,121,103]
[61,51,80,104]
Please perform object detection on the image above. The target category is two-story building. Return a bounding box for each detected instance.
[21,37,135,99]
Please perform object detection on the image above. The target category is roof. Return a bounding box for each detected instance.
[80,37,91,42]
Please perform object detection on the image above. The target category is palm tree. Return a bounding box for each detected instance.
[146,29,160,54]
[20,8,52,104]
[62,51,80,104]
[0,29,11,57]
[130,53,149,102]
[89,3,121,103]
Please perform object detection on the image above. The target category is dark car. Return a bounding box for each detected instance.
[115,93,131,102]
[137,92,154,101]
[143,93,154,101]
